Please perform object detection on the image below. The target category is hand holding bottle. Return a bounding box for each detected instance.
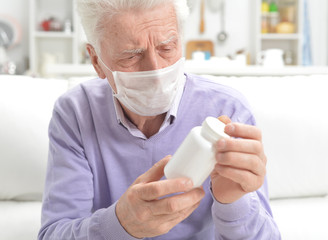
[211,116,267,204]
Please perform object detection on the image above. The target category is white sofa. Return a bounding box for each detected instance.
[1,74,328,240]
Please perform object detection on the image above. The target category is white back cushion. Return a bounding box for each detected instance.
[0,75,68,201]
[206,75,328,199]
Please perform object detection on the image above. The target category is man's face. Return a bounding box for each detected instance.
[95,3,182,92]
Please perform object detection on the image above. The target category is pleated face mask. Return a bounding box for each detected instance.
[99,57,185,116]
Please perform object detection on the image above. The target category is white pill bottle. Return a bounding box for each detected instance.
[164,116,230,187]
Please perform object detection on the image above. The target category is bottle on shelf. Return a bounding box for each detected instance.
[261,0,269,33]
[276,0,296,34]
[268,0,280,33]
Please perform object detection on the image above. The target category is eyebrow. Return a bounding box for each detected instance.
[122,48,145,54]
[159,35,177,45]
[121,35,178,54]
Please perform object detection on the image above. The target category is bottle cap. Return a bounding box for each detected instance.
[201,117,230,143]
[262,2,269,13]
[269,2,278,12]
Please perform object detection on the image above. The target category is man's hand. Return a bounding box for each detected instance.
[211,116,267,204]
[116,156,205,238]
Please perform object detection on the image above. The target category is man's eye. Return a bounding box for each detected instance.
[162,46,174,52]
[126,54,141,61]
[164,49,174,54]
[160,46,174,54]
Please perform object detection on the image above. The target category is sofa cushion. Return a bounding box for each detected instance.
[0,75,68,201]
[0,201,41,240]
[270,196,328,240]
[205,75,328,199]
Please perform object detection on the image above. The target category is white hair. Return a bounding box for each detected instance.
[76,0,189,52]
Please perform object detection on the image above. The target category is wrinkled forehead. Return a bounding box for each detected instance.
[102,3,178,34]
[99,4,180,53]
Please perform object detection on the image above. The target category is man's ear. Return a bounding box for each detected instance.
[86,44,106,79]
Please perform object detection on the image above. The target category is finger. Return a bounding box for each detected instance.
[215,165,265,192]
[224,123,262,141]
[148,200,201,236]
[159,200,201,231]
[135,156,171,184]
[216,138,263,155]
[135,178,194,201]
[218,115,232,125]
[215,152,265,176]
[149,187,205,215]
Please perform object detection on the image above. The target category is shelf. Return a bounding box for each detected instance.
[29,0,82,75]
[34,31,75,39]
[260,34,300,40]
[253,0,303,65]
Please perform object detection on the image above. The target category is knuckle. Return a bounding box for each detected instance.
[149,184,162,197]
[250,157,260,172]
[242,174,264,192]
[241,174,253,192]
[254,156,266,175]
[195,188,206,200]
[166,199,178,212]
[241,182,252,193]
[253,141,262,154]
[127,188,138,202]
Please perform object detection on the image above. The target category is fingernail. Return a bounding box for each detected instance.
[225,124,235,134]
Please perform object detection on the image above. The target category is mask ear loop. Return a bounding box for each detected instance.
[97,55,114,73]
[95,52,119,94]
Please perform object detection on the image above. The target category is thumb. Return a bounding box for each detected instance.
[218,115,232,125]
[134,155,171,184]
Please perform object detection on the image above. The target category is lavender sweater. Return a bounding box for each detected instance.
[39,74,281,240]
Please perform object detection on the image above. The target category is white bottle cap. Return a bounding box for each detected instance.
[201,117,230,143]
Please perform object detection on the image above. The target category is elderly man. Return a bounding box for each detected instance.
[39,0,280,239]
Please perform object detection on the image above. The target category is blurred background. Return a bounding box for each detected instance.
[1,0,328,77]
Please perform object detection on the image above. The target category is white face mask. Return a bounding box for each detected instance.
[99,57,185,116]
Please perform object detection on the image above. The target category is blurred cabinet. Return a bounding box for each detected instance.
[29,0,86,76]
[254,0,303,65]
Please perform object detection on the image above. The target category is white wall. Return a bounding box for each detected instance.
[0,0,29,74]
[184,0,251,58]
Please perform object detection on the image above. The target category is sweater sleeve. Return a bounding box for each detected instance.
[38,99,139,240]
[211,180,281,240]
